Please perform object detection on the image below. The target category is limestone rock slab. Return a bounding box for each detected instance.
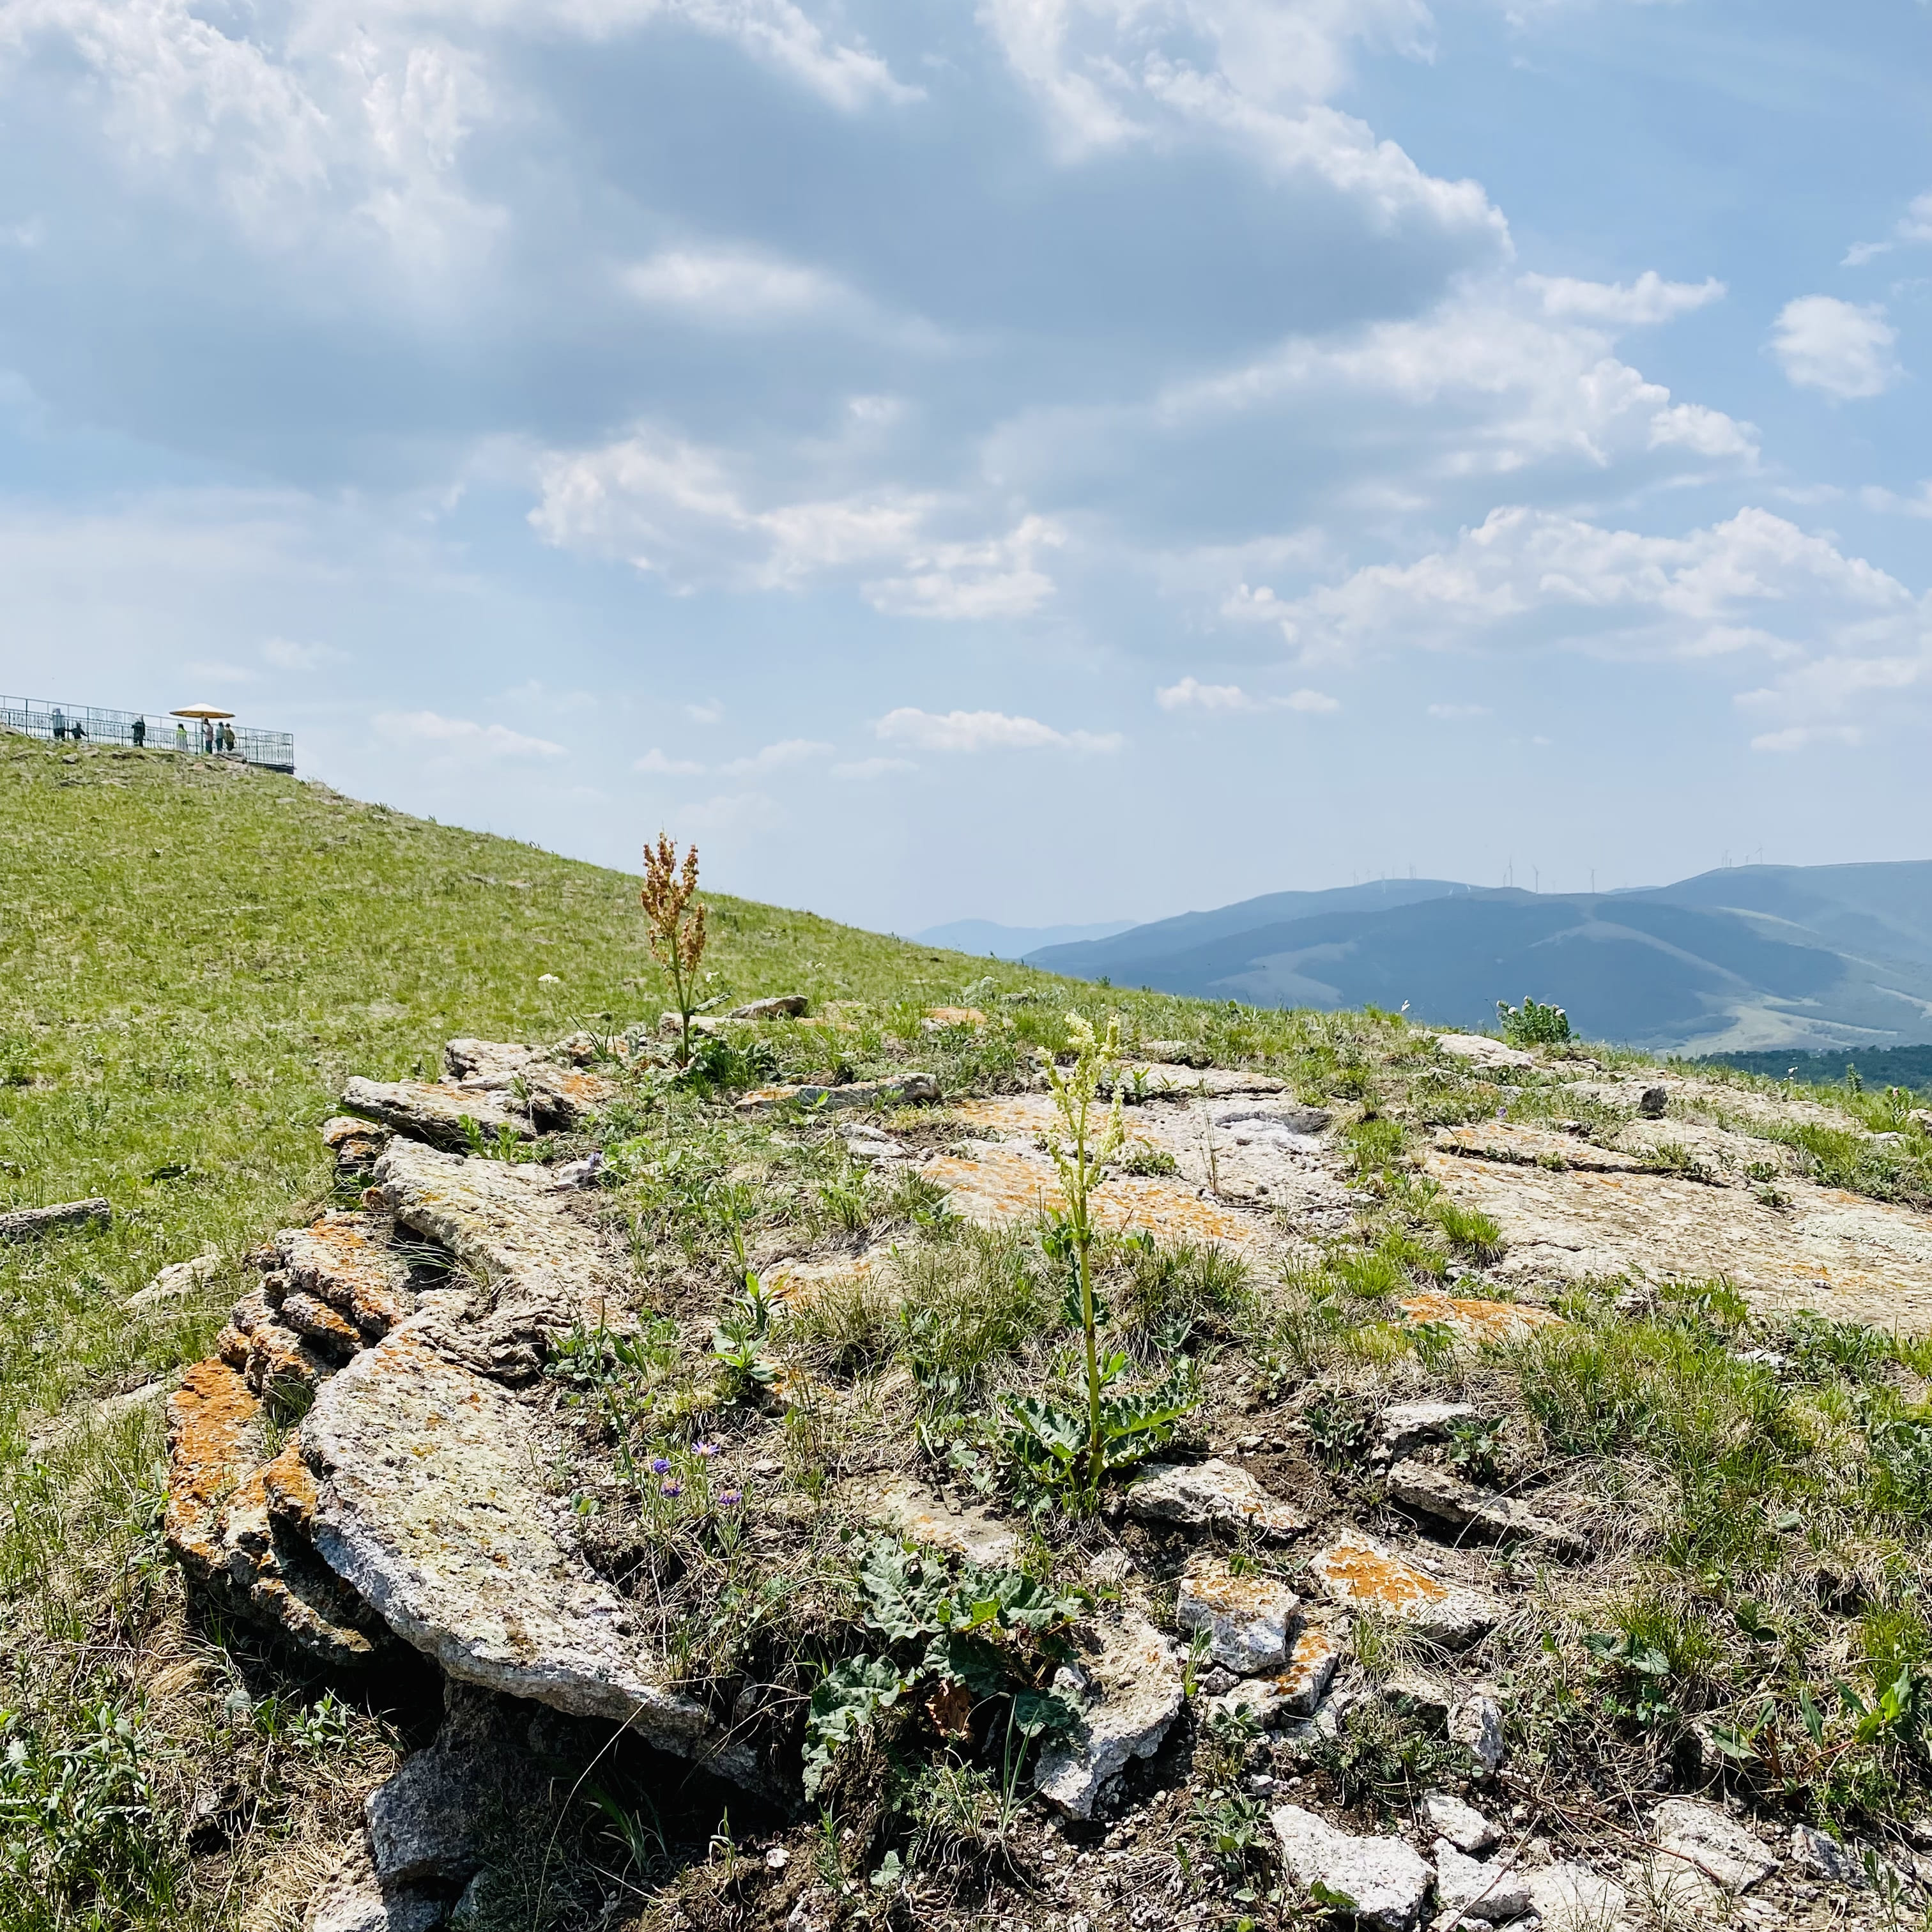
[1126,1459,1307,1539]
[1377,1402,1478,1461]
[1421,1793,1496,1854]
[342,1077,526,1153]
[0,1197,111,1241]
[1397,1292,1565,1349]
[1434,1034,1534,1071]
[1308,1531,1498,1646]
[1211,1616,1344,1725]
[844,1473,1019,1567]
[302,1323,717,1754]
[303,1839,448,1932]
[1434,1840,1530,1924]
[735,1073,940,1114]
[1176,1557,1298,1673]
[1387,1459,1584,1554]
[1270,1804,1432,1931]
[277,1213,418,1339]
[1653,1798,1777,1892]
[1035,1614,1184,1818]
[1524,1860,1627,1930]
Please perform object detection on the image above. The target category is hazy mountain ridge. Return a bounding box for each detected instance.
[1025,863,1932,1054]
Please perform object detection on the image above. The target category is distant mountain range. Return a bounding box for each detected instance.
[914,917,1139,960]
[1016,863,1932,1055]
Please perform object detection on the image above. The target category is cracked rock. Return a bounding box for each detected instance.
[1524,1860,1626,1929]
[365,1688,533,1886]
[1376,1402,1478,1462]
[1126,1459,1307,1539]
[1421,1793,1496,1854]
[735,1073,941,1114]
[1034,1614,1184,1818]
[1308,1532,1498,1646]
[1789,1823,1864,1885]
[1448,1694,1505,1775]
[1176,1556,1298,1673]
[1652,1798,1777,1892]
[1211,1616,1344,1725]
[303,1837,447,1932]
[1270,1804,1432,1931]
[1433,1840,1531,1924]
[1386,1459,1584,1554]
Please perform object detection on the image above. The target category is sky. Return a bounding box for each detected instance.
[0,0,1927,935]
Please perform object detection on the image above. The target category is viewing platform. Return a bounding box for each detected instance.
[1,695,295,772]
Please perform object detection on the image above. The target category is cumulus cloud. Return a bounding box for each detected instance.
[1523,271,1725,328]
[622,249,855,323]
[875,707,1123,753]
[635,747,706,774]
[1156,677,1338,712]
[1770,296,1900,399]
[863,517,1065,620]
[717,737,833,776]
[372,710,565,757]
[1748,724,1864,753]
[1844,189,1932,266]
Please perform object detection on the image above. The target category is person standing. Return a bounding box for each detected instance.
[50,707,64,742]
[132,717,146,747]
[175,721,188,752]
[201,719,213,754]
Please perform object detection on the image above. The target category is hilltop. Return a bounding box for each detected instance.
[12,731,1932,1932]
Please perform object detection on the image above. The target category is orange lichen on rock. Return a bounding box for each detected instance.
[1398,1291,1565,1346]
[1309,1531,1498,1644]
[164,1358,264,1584]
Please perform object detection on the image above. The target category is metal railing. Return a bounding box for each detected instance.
[0,696,295,772]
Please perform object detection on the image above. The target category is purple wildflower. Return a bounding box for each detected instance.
[717,1489,742,1508]
[660,1477,682,1498]
[693,1440,721,1458]
[650,1456,671,1475]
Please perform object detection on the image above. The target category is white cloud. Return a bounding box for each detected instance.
[1524,271,1725,328]
[622,248,853,323]
[717,737,832,776]
[182,657,258,684]
[1770,296,1900,400]
[1273,504,1914,666]
[1748,725,1864,753]
[831,755,916,780]
[372,709,565,757]
[685,700,724,724]
[1155,676,1338,713]
[1427,702,1489,718]
[862,516,1064,620]
[635,746,706,774]
[261,636,345,670]
[1647,402,1758,459]
[875,707,1123,753]
[1844,189,1932,265]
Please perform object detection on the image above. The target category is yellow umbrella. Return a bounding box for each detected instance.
[170,705,236,719]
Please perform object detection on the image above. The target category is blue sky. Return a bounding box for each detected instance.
[0,0,1926,934]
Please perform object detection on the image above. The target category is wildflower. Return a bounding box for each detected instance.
[660,1478,682,1498]
[717,1489,742,1508]
[650,1456,671,1475]
[693,1440,720,1458]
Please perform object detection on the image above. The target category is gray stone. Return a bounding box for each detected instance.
[342,1077,526,1153]
[729,995,808,1020]
[735,1073,941,1114]
[1386,1459,1584,1554]
[27,1381,168,1459]
[1126,1459,1307,1539]
[365,1690,529,1885]
[1638,1085,1668,1118]
[1421,1793,1497,1854]
[1176,1557,1299,1673]
[0,1197,111,1242]
[1433,1841,1531,1924]
[1789,1824,1863,1885]
[1269,1804,1433,1931]
[1034,1614,1184,1819]
[1209,1102,1333,1136]
[845,1473,1020,1567]
[125,1251,222,1311]
[303,1839,448,1932]
[1652,1798,1777,1892]
[1448,1694,1505,1775]
[1524,1860,1626,1929]
[1210,1616,1344,1726]
[277,1214,418,1340]
[1377,1402,1478,1461]
[1435,1035,1535,1071]
[1308,1532,1499,1646]
[302,1321,736,1772]
[1105,1063,1287,1098]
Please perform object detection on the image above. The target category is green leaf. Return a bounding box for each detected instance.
[802,1654,904,1797]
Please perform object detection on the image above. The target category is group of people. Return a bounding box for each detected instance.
[52,710,240,753]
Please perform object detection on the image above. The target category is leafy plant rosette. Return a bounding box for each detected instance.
[802,1538,1085,1797]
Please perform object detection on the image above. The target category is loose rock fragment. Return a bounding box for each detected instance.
[1176,1556,1299,1673]
[125,1250,222,1311]
[323,1116,389,1178]
[1308,1532,1498,1646]
[1376,1401,1478,1461]
[1434,1035,1535,1071]
[1524,1860,1627,1930]
[1421,1793,1496,1854]
[1652,1798,1777,1892]
[365,1688,533,1885]
[1397,1292,1565,1349]
[1386,1459,1584,1554]
[729,995,808,1020]
[0,1197,111,1241]
[1434,1840,1531,1924]
[1126,1459,1307,1539]
[1035,1615,1184,1818]
[735,1073,942,1114]
[1211,1617,1344,1724]
[1789,1823,1864,1885]
[302,1838,448,1932]
[845,1473,1020,1567]
[277,1213,419,1340]
[1269,1804,1433,1931]
[1448,1692,1505,1775]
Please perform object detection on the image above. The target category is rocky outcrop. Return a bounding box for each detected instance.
[1036,1615,1184,1818]
[0,1196,110,1241]
[1386,1458,1584,1554]
[1175,1557,1298,1672]
[1126,1459,1307,1539]
[735,1073,941,1114]
[1270,1804,1433,1931]
[1308,1532,1498,1646]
